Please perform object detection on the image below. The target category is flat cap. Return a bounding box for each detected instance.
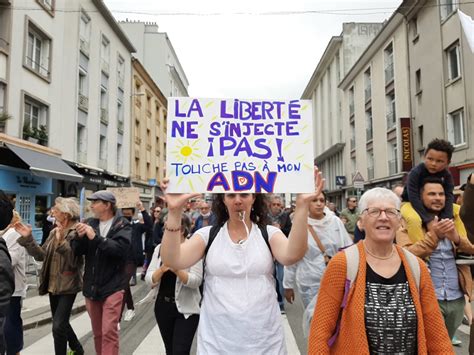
[87,190,116,204]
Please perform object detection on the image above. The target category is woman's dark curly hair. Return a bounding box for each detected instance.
[212,194,270,227]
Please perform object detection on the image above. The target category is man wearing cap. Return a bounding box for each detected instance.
[72,190,131,355]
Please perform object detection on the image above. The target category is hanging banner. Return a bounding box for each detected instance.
[166,97,314,193]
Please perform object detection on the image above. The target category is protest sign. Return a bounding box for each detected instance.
[106,187,140,208]
[166,97,314,193]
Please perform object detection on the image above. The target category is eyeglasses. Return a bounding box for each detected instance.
[363,207,400,219]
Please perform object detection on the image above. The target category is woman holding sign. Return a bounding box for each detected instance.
[160,168,324,354]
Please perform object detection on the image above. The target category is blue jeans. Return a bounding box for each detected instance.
[275,262,285,309]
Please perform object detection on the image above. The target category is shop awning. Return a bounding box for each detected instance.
[6,143,83,182]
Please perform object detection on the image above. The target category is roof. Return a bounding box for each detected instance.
[92,0,136,53]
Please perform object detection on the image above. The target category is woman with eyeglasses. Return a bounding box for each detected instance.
[160,168,324,354]
[308,187,452,354]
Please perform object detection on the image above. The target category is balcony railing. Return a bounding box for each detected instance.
[367,167,374,180]
[78,94,88,112]
[364,87,371,102]
[366,128,373,141]
[100,108,108,124]
[25,57,50,78]
[385,63,394,85]
[117,120,124,133]
[386,111,396,130]
[350,138,355,150]
[388,159,398,175]
[79,38,89,56]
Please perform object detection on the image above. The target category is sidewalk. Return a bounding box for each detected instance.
[22,264,149,330]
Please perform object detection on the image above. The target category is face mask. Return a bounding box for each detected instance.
[47,215,55,223]
[201,212,211,218]
[137,212,143,220]
[124,216,132,222]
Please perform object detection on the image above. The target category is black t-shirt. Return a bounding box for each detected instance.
[158,271,176,298]
[365,263,418,354]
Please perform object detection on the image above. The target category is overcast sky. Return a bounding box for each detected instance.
[104,0,402,99]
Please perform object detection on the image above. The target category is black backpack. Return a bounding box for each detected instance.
[200,223,273,301]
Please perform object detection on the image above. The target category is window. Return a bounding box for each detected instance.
[117,100,123,132]
[441,0,458,21]
[384,43,394,85]
[117,56,125,88]
[447,109,465,146]
[77,124,87,162]
[351,157,356,173]
[388,141,398,175]
[79,11,91,55]
[349,86,355,117]
[446,42,461,81]
[25,21,51,78]
[418,125,424,147]
[99,135,107,160]
[79,69,88,95]
[412,17,418,39]
[350,122,355,150]
[366,109,373,141]
[364,68,371,102]
[0,82,5,112]
[415,69,422,94]
[101,35,109,63]
[23,96,48,143]
[386,92,396,130]
[100,85,108,124]
[367,150,374,180]
[117,143,123,172]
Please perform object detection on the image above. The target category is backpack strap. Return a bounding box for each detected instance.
[328,244,358,347]
[401,248,421,291]
[204,224,223,256]
[258,224,271,254]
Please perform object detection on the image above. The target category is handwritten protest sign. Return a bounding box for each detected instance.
[166,98,314,193]
[106,187,140,208]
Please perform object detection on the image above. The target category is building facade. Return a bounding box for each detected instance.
[301,23,383,206]
[339,13,412,194]
[398,0,474,184]
[119,20,189,97]
[131,58,167,208]
[0,0,134,239]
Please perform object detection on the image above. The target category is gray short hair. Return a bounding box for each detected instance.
[54,197,80,221]
[359,187,401,212]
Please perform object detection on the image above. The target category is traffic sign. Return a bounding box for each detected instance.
[352,171,365,189]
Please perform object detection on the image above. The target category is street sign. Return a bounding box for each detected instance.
[336,176,346,186]
[352,171,365,189]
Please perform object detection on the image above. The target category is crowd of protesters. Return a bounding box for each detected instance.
[0,138,474,354]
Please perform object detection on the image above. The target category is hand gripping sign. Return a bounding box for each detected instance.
[166,97,314,193]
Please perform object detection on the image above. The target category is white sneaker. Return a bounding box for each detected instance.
[123,309,136,322]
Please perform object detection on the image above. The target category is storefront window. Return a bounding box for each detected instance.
[35,195,48,228]
[17,195,32,224]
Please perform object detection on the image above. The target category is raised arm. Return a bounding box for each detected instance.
[159,181,205,270]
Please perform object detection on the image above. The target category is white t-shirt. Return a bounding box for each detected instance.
[1,228,27,298]
[99,218,114,237]
[194,222,287,355]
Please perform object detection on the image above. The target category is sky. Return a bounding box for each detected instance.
[104,0,402,99]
